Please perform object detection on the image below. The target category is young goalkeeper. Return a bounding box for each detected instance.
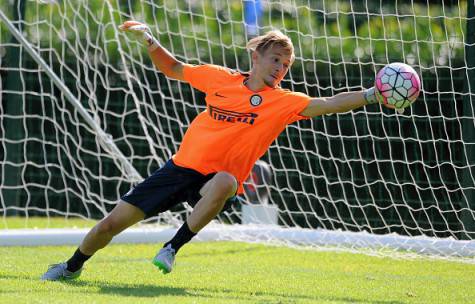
[41,21,386,281]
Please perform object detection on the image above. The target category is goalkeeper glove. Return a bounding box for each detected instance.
[119,21,160,52]
[363,87,383,105]
[364,87,405,114]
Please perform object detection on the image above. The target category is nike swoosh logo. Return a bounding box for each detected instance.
[214,92,227,98]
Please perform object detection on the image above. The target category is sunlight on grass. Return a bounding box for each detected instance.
[1,242,474,304]
[1,217,474,303]
[1,216,97,229]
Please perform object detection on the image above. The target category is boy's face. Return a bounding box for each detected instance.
[253,45,293,88]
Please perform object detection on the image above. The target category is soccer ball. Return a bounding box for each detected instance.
[375,62,421,110]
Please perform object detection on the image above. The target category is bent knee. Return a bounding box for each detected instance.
[213,171,238,199]
[95,218,122,236]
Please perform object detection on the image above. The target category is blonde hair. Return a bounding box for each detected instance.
[246,30,295,62]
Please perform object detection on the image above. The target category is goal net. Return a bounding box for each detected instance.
[1,0,474,262]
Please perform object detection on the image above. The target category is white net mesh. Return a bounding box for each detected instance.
[0,0,474,260]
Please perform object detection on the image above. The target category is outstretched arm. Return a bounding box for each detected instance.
[300,88,381,117]
[119,21,186,81]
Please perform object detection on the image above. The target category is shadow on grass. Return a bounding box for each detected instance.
[64,280,407,304]
[67,280,189,297]
[1,273,406,304]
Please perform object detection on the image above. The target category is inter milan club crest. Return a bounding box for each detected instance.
[250,94,262,106]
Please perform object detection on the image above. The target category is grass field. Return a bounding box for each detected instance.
[1,240,474,304]
[1,216,98,229]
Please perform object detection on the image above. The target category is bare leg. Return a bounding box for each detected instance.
[152,172,237,274]
[187,172,237,232]
[41,200,146,280]
[80,200,145,255]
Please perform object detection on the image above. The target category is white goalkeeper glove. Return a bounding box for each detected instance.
[119,21,160,52]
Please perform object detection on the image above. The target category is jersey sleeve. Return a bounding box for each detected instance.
[183,64,231,94]
[282,91,312,124]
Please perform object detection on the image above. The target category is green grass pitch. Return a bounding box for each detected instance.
[1,241,474,304]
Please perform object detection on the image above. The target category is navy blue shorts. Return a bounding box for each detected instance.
[121,159,237,218]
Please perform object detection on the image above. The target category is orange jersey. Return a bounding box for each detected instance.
[172,64,311,193]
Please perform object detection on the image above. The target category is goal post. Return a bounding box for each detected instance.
[0,0,474,262]
[462,0,475,238]
[0,9,142,183]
